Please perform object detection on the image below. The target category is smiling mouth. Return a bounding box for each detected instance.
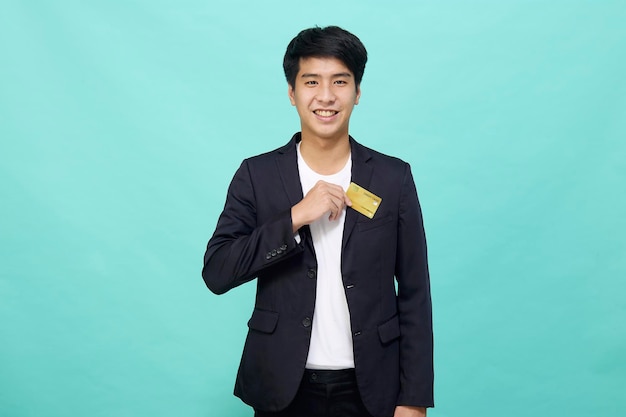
[314,110,338,117]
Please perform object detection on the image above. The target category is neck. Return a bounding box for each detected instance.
[299,133,351,175]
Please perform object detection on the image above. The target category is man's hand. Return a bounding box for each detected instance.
[291,180,351,232]
[394,405,427,417]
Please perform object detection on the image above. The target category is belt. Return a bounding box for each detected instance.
[303,368,356,384]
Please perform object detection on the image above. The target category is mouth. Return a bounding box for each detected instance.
[313,110,338,117]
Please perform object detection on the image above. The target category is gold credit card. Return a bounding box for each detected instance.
[346,182,382,219]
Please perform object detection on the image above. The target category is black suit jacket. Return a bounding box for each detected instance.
[202,133,433,417]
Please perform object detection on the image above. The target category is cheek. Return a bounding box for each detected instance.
[295,104,311,119]
[296,98,314,112]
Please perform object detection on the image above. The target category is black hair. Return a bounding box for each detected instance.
[283,26,368,89]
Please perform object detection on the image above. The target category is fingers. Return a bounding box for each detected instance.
[328,199,342,221]
[296,180,350,225]
[315,181,347,221]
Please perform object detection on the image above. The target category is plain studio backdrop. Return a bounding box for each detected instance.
[1,1,625,416]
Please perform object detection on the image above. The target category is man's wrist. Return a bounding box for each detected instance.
[291,204,307,233]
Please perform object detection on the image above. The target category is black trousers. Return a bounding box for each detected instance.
[254,369,374,417]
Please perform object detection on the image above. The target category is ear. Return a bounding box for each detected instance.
[288,84,296,106]
[355,85,361,105]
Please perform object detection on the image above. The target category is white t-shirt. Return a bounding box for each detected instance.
[297,143,355,370]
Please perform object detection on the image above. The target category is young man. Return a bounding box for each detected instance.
[202,26,433,417]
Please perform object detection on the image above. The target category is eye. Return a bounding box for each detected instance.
[334,79,348,85]
[305,80,318,86]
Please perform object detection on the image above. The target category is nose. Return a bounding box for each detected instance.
[316,83,336,103]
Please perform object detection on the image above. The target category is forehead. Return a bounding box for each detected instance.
[297,57,353,77]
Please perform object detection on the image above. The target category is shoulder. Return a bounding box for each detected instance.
[352,138,410,174]
[240,135,297,167]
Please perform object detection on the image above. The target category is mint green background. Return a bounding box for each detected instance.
[1,1,625,416]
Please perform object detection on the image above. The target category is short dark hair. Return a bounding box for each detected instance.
[283,26,368,89]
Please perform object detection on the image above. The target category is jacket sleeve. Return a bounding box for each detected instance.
[202,160,304,295]
[395,163,434,407]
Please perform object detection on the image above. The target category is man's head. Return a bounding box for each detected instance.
[283,26,368,90]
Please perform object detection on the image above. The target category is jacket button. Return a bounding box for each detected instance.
[353,331,362,337]
[271,249,277,257]
[307,269,316,279]
[302,317,312,327]
[265,252,272,260]
[280,244,287,251]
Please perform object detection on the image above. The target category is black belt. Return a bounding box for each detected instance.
[303,368,356,384]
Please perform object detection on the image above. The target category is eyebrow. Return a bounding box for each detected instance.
[300,72,353,78]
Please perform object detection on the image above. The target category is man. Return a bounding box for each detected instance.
[202,26,433,417]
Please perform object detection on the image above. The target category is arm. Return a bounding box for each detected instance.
[202,162,351,295]
[395,164,434,407]
[202,160,304,294]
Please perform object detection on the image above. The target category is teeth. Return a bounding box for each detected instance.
[315,110,337,117]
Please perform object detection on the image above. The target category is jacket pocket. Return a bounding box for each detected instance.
[377,314,400,344]
[356,213,393,233]
[247,308,279,334]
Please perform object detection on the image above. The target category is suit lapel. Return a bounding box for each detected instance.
[275,134,372,251]
[275,133,304,207]
[342,137,373,251]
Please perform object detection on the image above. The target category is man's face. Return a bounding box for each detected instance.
[288,57,361,143]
